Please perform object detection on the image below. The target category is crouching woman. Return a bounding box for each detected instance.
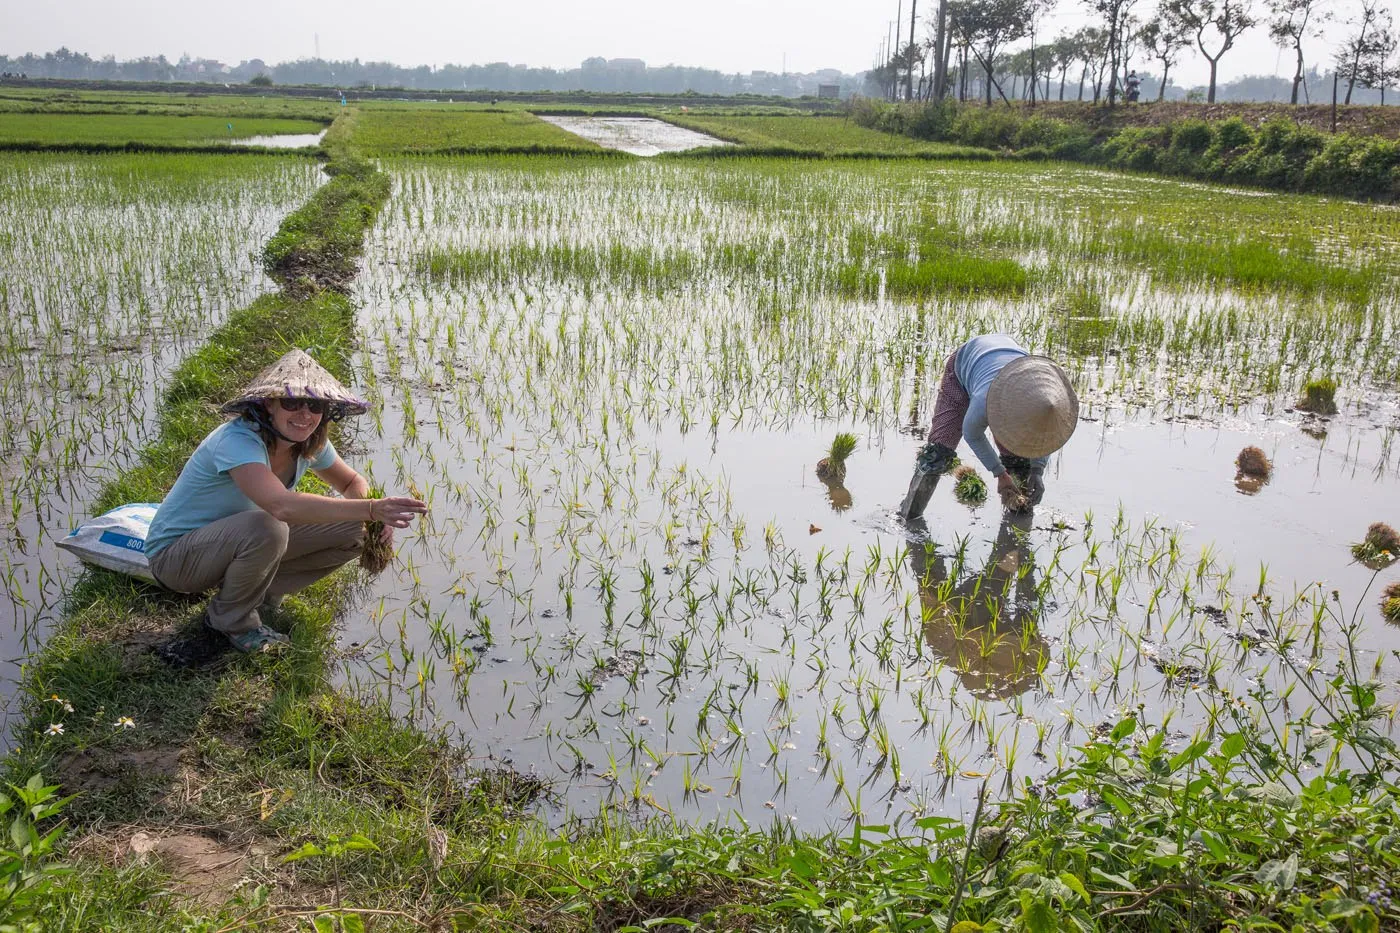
[145,350,427,653]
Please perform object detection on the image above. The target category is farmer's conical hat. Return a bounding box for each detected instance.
[220,349,367,421]
[985,356,1078,459]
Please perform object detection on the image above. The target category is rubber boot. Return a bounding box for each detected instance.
[899,442,956,520]
[900,471,941,520]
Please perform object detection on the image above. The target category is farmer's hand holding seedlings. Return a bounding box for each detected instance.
[144,350,428,654]
[900,334,1076,521]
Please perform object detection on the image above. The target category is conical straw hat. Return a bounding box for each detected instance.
[220,349,367,421]
[985,356,1078,458]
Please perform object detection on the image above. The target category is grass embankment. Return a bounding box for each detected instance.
[350,109,612,155]
[0,112,328,153]
[662,113,995,160]
[854,98,1400,201]
[0,89,339,122]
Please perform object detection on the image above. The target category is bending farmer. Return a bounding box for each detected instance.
[900,334,1078,520]
[145,349,427,653]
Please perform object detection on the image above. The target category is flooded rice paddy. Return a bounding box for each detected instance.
[339,158,1400,829]
[223,130,327,149]
[0,153,322,738]
[537,116,731,156]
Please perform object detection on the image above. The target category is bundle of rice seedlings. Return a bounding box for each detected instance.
[360,484,393,574]
[1235,445,1272,480]
[1296,377,1338,415]
[1381,582,1400,625]
[816,432,858,483]
[1351,522,1399,569]
[952,465,987,505]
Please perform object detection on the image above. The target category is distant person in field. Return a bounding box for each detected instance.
[899,334,1078,520]
[145,350,426,653]
[1125,71,1142,102]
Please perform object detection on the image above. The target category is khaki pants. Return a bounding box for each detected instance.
[149,510,363,634]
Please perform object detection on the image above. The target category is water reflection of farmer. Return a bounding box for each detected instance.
[908,511,1049,699]
[900,334,1078,520]
[144,350,427,653]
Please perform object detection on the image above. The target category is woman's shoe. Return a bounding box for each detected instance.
[204,614,290,653]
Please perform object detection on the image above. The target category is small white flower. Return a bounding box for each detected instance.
[45,723,64,736]
[115,716,136,730]
[47,696,73,713]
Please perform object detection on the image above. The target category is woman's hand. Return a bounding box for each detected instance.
[997,472,1029,511]
[370,496,428,529]
[377,524,394,547]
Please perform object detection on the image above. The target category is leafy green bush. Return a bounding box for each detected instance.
[0,775,72,932]
[1013,116,1072,149]
[1101,126,1169,171]
[839,101,1398,200]
[1305,134,1400,199]
[949,106,1023,149]
[905,99,957,141]
[1171,119,1213,154]
[1202,116,1257,177]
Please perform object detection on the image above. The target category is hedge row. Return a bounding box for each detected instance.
[852,99,1400,201]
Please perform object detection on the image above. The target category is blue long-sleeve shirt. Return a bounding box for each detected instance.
[955,335,1050,477]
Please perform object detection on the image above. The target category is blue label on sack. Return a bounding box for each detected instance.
[99,530,146,552]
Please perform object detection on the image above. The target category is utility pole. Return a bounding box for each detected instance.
[932,0,950,100]
[905,0,919,101]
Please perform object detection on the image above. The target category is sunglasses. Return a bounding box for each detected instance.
[275,397,328,415]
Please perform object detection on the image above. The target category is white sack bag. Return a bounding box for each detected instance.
[56,503,160,582]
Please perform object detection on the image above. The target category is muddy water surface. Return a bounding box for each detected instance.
[538,116,730,156]
[223,131,327,149]
[337,158,1400,830]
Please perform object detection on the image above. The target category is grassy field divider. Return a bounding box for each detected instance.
[0,140,322,156]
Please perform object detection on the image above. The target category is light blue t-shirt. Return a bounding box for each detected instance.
[955,334,1050,477]
[146,419,337,558]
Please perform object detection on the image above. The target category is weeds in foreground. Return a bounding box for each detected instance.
[0,775,72,932]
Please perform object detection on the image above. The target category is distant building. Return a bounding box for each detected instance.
[817,84,840,99]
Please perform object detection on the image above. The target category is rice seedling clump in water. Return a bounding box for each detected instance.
[1297,376,1339,415]
[1382,583,1400,625]
[1235,446,1272,480]
[815,432,858,482]
[953,465,987,504]
[1352,522,1400,569]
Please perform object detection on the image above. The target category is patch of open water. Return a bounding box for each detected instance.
[336,369,1398,830]
[537,116,730,156]
[223,131,327,149]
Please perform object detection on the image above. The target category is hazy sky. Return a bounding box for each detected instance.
[3,0,1395,88]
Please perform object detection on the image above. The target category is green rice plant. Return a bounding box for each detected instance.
[350,110,607,155]
[0,112,328,149]
[837,252,1030,298]
[952,465,987,505]
[660,113,995,158]
[815,431,858,482]
[1297,376,1339,415]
